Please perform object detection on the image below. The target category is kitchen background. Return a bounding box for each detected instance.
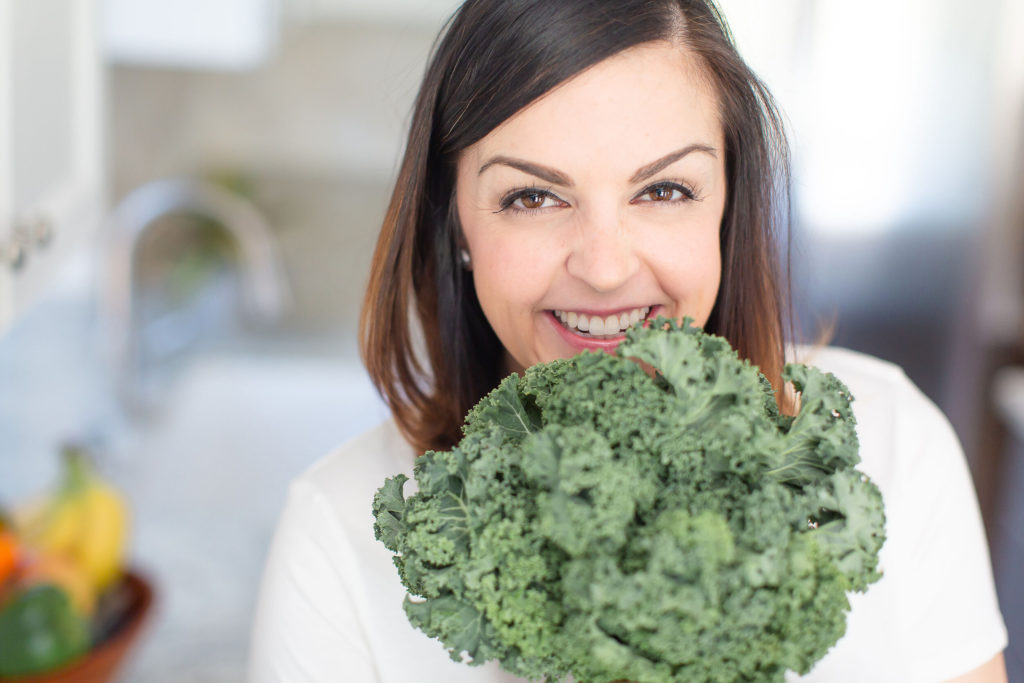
[0,0,1022,680]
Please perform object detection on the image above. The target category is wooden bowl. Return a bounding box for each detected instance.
[4,570,155,683]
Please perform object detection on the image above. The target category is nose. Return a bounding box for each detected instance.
[565,207,640,292]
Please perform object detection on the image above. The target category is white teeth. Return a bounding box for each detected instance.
[553,306,653,337]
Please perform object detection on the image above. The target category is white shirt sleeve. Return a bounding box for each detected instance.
[880,390,1008,681]
[248,479,381,683]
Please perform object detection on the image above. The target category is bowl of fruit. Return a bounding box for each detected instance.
[0,446,153,681]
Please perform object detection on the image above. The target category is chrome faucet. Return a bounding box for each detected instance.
[102,178,290,415]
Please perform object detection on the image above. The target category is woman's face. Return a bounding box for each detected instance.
[455,41,727,373]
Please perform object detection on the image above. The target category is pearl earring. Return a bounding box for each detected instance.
[459,248,471,267]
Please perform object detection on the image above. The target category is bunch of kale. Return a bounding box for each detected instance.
[373,319,885,682]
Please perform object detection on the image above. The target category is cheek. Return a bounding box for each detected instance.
[467,231,562,317]
[690,232,722,295]
[694,256,723,324]
[647,220,722,319]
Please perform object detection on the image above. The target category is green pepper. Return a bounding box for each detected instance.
[0,584,89,676]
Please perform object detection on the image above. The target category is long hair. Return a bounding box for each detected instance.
[361,0,792,454]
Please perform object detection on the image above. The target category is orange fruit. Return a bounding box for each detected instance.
[0,530,18,588]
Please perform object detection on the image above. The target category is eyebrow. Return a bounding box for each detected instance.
[477,156,572,186]
[477,143,718,187]
[629,144,718,184]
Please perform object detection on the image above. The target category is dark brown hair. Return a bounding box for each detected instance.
[360,0,792,454]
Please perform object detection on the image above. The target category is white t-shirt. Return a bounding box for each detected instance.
[248,348,1008,683]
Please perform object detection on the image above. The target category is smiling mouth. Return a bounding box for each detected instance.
[551,306,653,338]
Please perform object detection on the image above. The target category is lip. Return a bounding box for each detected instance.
[546,306,662,353]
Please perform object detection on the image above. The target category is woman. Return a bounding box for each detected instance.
[249,1,1009,681]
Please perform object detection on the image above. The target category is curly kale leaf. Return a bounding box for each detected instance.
[766,364,861,486]
[803,469,886,591]
[373,318,886,682]
[522,424,657,558]
[616,318,769,427]
[463,373,541,442]
[372,473,408,552]
[403,595,496,663]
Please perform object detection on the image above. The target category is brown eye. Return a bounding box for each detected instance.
[634,182,695,204]
[645,185,678,201]
[519,192,545,209]
[497,188,566,213]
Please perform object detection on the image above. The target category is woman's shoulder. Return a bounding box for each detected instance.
[295,418,416,494]
[791,345,917,405]
[785,351,1008,681]
[303,417,411,475]
[790,344,951,436]
[789,345,957,488]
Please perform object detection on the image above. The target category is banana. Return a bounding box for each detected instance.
[18,446,130,595]
[34,498,80,557]
[74,481,128,593]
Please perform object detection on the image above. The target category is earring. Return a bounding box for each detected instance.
[459,248,471,268]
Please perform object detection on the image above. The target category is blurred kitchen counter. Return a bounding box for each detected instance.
[0,247,389,681]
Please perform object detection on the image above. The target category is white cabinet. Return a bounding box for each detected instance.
[0,0,104,335]
[103,0,278,70]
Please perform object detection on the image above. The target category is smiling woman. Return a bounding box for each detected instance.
[455,42,726,373]
[249,1,1009,681]
[359,0,790,454]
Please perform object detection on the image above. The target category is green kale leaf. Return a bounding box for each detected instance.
[373,318,886,682]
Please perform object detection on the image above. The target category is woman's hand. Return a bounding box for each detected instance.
[943,652,1007,683]
[608,651,1009,683]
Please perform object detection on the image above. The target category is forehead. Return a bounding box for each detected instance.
[462,41,723,174]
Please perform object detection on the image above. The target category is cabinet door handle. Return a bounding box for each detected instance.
[1,240,27,271]
[29,216,53,247]
[2,216,54,271]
